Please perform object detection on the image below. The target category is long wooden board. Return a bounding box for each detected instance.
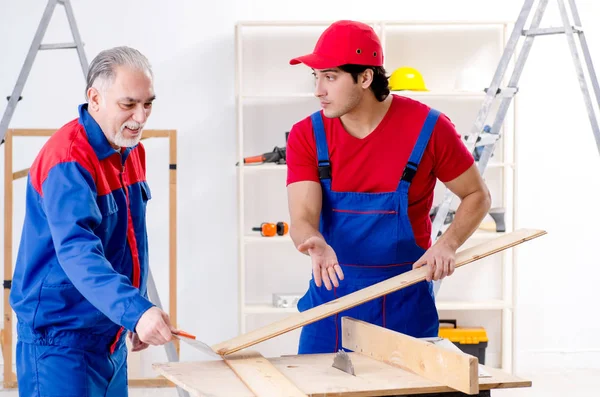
[342,318,478,394]
[212,229,546,355]
[153,353,532,396]
[224,351,307,397]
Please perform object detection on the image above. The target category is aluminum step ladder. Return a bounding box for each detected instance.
[431,0,600,250]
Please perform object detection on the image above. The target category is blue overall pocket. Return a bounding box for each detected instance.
[328,207,399,264]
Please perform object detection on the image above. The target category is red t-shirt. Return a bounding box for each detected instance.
[286,94,474,249]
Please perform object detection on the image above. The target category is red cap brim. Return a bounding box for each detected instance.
[289,53,342,69]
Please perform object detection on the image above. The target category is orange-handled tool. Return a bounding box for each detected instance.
[243,154,267,164]
[174,330,196,339]
[172,330,221,358]
[252,221,289,237]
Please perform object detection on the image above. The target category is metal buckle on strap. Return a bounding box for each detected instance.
[401,161,418,183]
[318,160,331,180]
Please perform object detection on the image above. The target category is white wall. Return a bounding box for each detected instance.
[1,0,599,378]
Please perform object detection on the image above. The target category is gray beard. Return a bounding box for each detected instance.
[113,128,143,147]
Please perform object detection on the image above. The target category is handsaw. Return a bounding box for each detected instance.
[172,330,222,359]
[212,229,546,356]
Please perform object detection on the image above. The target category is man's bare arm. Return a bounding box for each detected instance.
[287,181,323,254]
[414,164,491,281]
[437,163,492,251]
[287,181,344,289]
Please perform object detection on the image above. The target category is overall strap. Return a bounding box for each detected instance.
[398,108,441,190]
[310,111,332,180]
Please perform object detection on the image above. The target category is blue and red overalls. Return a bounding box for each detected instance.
[10,104,154,396]
[297,108,441,354]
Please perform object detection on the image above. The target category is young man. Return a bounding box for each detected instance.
[10,46,176,396]
[286,20,491,354]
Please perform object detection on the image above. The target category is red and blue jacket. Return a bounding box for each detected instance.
[10,104,155,353]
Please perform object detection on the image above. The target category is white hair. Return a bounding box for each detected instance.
[85,46,153,100]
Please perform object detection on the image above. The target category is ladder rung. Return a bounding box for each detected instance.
[39,43,78,50]
[484,87,519,98]
[523,26,583,36]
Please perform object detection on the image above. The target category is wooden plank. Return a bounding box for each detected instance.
[152,353,531,397]
[13,168,30,181]
[9,129,55,137]
[272,354,531,396]
[212,229,547,355]
[153,360,255,397]
[342,317,478,394]
[128,376,175,387]
[141,129,173,138]
[169,130,179,355]
[224,351,306,397]
[3,130,14,389]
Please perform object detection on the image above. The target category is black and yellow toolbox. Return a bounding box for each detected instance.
[438,320,489,364]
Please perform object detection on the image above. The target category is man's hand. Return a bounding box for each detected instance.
[128,331,149,352]
[135,307,177,346]
[412,241,457,282]
[298,236,344,290]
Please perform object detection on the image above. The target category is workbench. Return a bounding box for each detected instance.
[153,230,543,397]
[153,352,530,396]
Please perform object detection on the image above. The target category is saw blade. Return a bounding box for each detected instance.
[173,331,222,359]
[332,349,355,376]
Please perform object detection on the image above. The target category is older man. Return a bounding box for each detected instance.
[10,46,175,396]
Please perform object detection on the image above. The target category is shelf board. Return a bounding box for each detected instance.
[241,93,315,99]
[240,90,487,100]
[240,162,514,172]
[244,234,293,244]
[470,230,507,240]
[436,299,509,311]
[244,304,298,314]
[486,162,515,169]
[236,20,510,28]
[392,90,486,98]
[240,163,287,172]
[244,299,510,315]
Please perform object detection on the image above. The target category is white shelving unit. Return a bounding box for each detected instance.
[235,20,516,370]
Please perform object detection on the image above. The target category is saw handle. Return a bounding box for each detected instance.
[173,330,196,339]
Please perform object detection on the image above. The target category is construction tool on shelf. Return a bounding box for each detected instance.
[242,145,286,165]
[252,221,289,237]
[237,131,289,165]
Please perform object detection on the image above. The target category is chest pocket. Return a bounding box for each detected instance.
[130,181,151,228]
[97,193,118,216]
[140,181,152,203]
[96,193,119,242]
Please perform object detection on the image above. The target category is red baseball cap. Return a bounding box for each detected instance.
[289,20,383,69]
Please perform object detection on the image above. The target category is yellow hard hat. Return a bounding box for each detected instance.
[389,66,428,91]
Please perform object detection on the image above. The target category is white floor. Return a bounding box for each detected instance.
[493,369,600,397]
[0,369,598,396]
